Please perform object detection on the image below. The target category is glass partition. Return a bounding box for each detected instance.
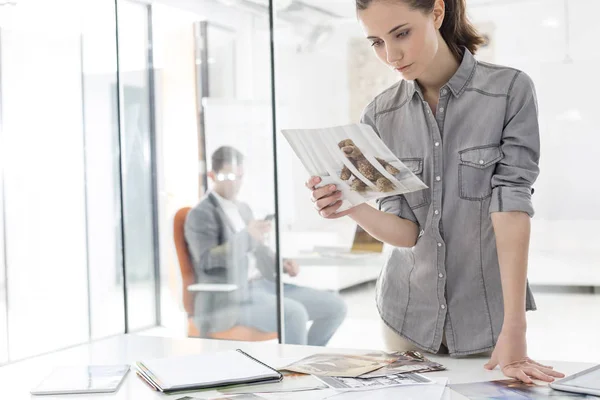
[0,0,159,362]
[151,0,281,342]
[1,0,93,359]
[81,0,126,341]
[0,134,6,364]
[116,0,159,332]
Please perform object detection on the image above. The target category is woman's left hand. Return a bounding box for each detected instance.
[484,327,565,383]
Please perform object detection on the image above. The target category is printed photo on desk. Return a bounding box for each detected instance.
[281,353,388,377]
[360,351,445,377]
[281,350,445,378]
[282,123,427,212]
[316,372,433,391]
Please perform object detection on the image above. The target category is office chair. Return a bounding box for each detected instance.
[173,207,278,341]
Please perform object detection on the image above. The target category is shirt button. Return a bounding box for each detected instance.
[441,89,447,95]
[434,210,439,215]
[439,273,444,278]
[441,304,446,310]
[434,142,440,147]
[435,176,441,181]
[439,107,444,113]
[437,242,443,247]
[479,160,484,165]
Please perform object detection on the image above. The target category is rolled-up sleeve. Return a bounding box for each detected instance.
[489,71,540,217]
[361,101,419,226]
[377,195,419,227]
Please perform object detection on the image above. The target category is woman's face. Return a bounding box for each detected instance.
[358,0,442,81]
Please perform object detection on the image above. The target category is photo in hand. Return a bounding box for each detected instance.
[282,124,427,212]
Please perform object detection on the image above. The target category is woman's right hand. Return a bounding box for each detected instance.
[305,176,354,219]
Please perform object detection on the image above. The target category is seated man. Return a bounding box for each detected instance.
[185,146,347,346]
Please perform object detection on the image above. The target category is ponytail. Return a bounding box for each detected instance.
[437,0,484,60]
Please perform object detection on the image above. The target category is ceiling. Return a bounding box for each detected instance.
[299,0,538,20]
[300,0,355,19]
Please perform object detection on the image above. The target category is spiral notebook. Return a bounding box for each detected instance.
[135,349,283,393]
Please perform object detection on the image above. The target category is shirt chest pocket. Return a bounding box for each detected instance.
[458,145,504,200]
[400,158,429,209]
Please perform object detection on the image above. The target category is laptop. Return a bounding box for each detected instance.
[312,225,384,256]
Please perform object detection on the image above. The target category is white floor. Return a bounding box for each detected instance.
[143,282,600,365]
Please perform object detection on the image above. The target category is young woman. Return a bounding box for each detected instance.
[306,0,565,384]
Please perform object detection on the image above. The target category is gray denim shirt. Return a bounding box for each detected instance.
[363,49,539,356]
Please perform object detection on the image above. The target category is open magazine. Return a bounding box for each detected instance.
[282,124,427,212]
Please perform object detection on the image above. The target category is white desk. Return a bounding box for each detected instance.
[0,334,594,399]
[284,252,385,291]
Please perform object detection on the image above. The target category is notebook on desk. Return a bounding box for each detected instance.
[135,349,283,393]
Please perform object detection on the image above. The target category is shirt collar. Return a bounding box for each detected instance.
[211,190,237,209]
[407,47,476,99]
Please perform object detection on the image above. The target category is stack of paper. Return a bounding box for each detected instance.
[282,350,445,378]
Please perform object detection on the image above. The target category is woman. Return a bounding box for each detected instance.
[306,0,565,384]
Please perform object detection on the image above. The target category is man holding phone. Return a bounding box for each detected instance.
[184,146,347,346]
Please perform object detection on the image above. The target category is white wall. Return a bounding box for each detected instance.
[468,0,600,283]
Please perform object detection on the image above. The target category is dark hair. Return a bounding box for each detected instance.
[356,0,484,61]
[211,146,244,172]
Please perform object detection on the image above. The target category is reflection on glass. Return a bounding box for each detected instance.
[117,0,158,331]
[82,0,125,340]
[0,175,6,363]
[207,23,237,99]
[150,2,203,336]
[272,1,358,348]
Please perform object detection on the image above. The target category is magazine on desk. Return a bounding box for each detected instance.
[315,372,434,391]
[281,124,427,212]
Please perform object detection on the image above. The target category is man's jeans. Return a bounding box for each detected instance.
[236,279,347,346]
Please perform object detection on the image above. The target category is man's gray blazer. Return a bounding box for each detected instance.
[184,193,276,334]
